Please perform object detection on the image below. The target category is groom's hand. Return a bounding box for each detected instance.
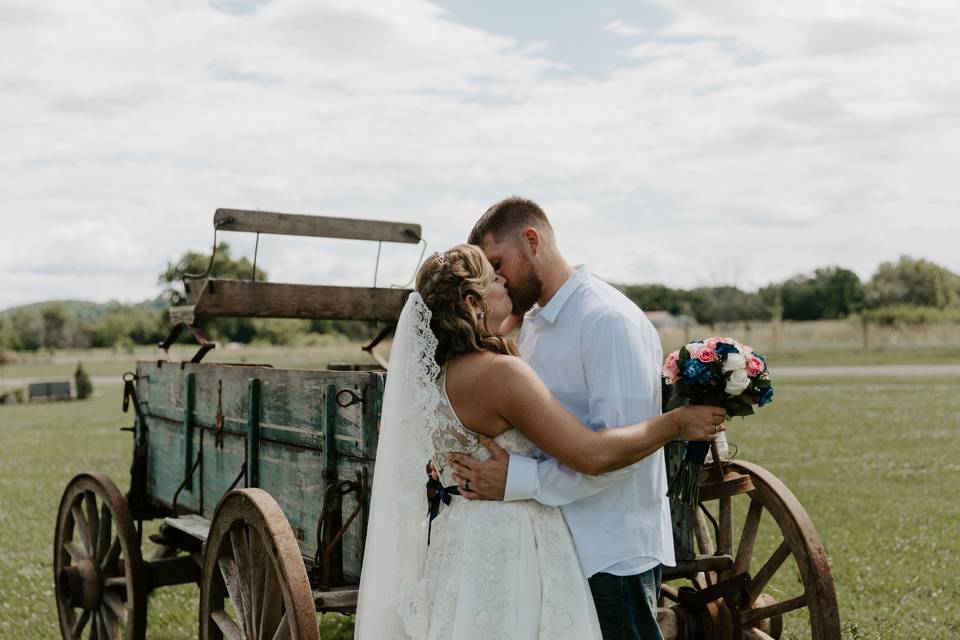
[448,436,509,501]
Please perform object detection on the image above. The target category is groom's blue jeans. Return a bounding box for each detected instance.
[588,566,662,640]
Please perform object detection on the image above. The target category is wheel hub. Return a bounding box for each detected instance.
[58,559,102,610]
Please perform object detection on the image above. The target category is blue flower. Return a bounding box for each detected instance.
[682,359,712,384]
[715,342,740,357]
[758,385,774,407]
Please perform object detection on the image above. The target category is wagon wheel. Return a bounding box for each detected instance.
[200,489,320,640]
[664,460,840,640]
[53,472,147,640]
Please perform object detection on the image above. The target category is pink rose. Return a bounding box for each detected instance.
[747,356,765,376]
[696,348,718,363]
[705,337,720,349]
[663,351,680,381]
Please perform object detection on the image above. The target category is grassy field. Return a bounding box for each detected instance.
[1,345,959,638]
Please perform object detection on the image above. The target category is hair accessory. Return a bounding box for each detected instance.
[435,252,445,265]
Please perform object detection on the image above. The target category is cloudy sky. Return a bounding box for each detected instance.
[1,0,957,310]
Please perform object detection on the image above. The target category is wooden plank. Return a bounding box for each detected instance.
[163,514,211,542]
[312,587,358,612]
[214,208,422,244]
[188,280,410,322]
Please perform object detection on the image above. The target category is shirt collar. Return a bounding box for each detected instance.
[527,265,590,325]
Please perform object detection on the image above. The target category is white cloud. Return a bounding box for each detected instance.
[1,0,958,310]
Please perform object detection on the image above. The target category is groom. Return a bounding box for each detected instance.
[449,196,674,640]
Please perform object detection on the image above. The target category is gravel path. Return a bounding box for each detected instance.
[772,363,960,378]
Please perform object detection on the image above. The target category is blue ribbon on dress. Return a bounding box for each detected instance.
[426,477,460,546]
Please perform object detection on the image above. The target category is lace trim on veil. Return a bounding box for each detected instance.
[395,294,444,638]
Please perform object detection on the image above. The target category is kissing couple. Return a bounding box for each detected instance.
[355,197,726,640]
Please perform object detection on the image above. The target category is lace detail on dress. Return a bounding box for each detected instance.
[400,364,598,638]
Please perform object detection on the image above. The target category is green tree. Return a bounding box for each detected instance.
[8,307,44,350]
[159,243,268,343]
[866,256,960,309]
[40,302,70,350]
[760,267,864,321]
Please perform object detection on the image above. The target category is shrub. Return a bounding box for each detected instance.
[74,363,93,399]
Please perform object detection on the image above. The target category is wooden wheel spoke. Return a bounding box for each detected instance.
[733,499,764,576]
[717,496,733,557]
[741,593,807,627]
[90,610,101,640]
[96,607,112,640]
[229,525,255,634]
[270,611,290,640]
[63,541,87,563]
[258,558,284,637]
[96,503,113,562]
[693,508,716,555]
[693,508,716,586]
[747,540,792,605]
[100,538,120,573]
[248,528,266,633]
[70,609,91,638]
[70,504,94,556]
[103,591,128,626]
[660,583,680,603]
[83,492,100,557]
[218,554,250,635]
[211,609,244,640]
[104,576,128,589]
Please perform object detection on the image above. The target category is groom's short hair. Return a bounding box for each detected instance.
[468,196,553,245]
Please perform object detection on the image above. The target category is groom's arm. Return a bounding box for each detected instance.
[452,312,663,505]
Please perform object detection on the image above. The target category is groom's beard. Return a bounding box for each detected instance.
[508,259,543,316]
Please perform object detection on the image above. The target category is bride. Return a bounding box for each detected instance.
[355,244,725,639]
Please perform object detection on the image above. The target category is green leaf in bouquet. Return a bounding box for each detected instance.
[726,403,755,418]
[666,392,689,412]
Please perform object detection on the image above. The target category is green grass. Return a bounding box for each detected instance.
[1,351,959,638]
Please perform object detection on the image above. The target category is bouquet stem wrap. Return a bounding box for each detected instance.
[667,440,710,505]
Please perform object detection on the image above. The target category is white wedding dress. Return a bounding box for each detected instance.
[355,293,601,640]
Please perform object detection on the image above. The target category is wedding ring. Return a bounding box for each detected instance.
[714,425,720,434]
[464,479,471,492]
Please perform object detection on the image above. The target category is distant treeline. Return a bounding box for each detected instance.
[623,256,960,326]
[1,251,958,352]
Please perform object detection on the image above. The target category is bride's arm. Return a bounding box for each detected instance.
[490,355,725,476]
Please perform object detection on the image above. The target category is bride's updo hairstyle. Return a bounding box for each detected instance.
[415,243,518,367]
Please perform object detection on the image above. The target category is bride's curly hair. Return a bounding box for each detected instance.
[415,244,518,367]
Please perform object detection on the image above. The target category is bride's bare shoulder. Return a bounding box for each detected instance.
[447,352,532,391]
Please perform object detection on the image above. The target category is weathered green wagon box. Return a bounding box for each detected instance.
[137,360,382,582]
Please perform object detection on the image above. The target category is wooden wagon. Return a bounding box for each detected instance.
[52,209,839,640]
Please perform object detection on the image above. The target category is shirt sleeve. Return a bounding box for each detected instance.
[503,311,663,506]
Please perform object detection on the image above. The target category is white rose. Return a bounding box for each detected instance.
[722,352,746,372]
[685,341,703,354]
[726,368,750,396]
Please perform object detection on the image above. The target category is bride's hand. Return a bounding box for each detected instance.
[671,405,727,441]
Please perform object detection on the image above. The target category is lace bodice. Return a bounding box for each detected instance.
[430,370,541,487]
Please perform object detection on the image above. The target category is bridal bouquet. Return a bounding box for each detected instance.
[662,337,774,506]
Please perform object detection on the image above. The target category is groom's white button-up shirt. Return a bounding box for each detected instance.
[504,265,675,578]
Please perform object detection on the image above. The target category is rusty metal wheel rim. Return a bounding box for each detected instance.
[663,461,840,640]
[53,472,146,640]
[726,460,840,640]
[200,488,319,640]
